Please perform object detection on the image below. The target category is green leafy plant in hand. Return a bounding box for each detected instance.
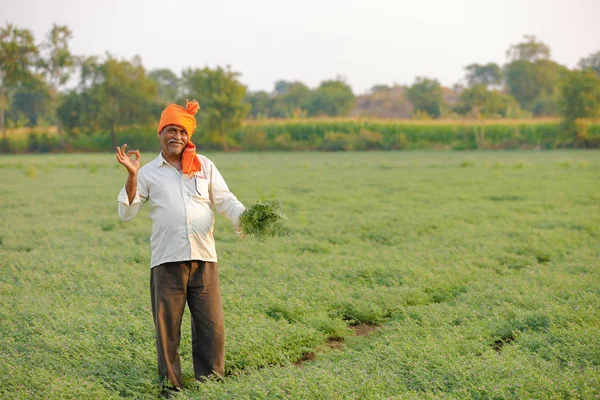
[239,200,289,242]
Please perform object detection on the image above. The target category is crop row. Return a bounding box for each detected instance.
[2,119,599,153]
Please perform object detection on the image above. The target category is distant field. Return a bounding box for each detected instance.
[3,118,564,137]
[1,151,599,399]
[242,117,564,126]
[5,119,599,153]
[2,118,562,142]
[3,126,59,137]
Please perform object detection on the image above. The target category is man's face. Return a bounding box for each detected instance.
[159,125,189,157]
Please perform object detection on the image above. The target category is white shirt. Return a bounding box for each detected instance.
[118,153,246,267]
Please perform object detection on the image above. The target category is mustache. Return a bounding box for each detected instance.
[168,139,185,145]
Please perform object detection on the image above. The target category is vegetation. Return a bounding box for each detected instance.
[558,68,600,138]
[239,200,290,242]
[37,24,75,141]
[0,23,39,139]
[3,118,600,154]
[454,84,519,119]
[464,62,503,87]
[245,79,355,119]
[2,24,600,154]
[235,118,599,151]
[61,56,159,149]
[1,151,599,398]
[406,77,444,118]
[578,50,600,77]
[182,66,249,151]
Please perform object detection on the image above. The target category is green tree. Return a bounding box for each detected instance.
[456,84,519,118]
[94,56,157,148]
[464,63,502,87]
[56,90,92,134]
[0,23,38,139]
[308,79,355,117]
[484,91,519,118]
[578,50,600,77]
[37,24,75,138]
[271,81,311,118]
[9,74,51,125]
[503,35,564,114]
[181,65,249,150]
[58,55,157,147]
[274,80,293,95]
[454,84,487,117]
[558,68,600,137]
[245,90,274,118]
[149,68,180,104]
[77,55,100,90]
[56,56,101,135]
[506,35,551,62]
[504,59,564,113]
[406,77,444,118]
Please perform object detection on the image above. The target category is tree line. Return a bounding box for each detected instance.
[1,23,599,151]
[398,36,600,132]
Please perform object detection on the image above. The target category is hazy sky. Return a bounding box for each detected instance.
[2,0,599,94]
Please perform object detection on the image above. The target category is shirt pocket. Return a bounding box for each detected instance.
[194,177,210,200]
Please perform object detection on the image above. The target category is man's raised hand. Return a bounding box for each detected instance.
[116,144,141,175]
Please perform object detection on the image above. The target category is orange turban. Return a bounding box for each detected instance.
[158,99,201,176]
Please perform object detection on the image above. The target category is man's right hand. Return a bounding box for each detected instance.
[116,144,141,175]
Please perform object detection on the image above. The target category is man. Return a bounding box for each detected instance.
[115,100,245,392]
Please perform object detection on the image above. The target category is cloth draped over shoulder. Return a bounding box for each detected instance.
[158,100,201,176]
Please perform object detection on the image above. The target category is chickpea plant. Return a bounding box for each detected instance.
[239,200,290,242]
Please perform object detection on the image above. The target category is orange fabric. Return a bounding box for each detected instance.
[158,100,201,176]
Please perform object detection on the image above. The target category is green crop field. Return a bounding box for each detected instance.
[1,151,599,399]
[4,119,600,154]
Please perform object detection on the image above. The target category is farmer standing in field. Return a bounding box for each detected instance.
[115,100,246,393]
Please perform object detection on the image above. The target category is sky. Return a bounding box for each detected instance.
[2,0,599,94]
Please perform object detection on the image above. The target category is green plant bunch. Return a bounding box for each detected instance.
[239,200,289,242]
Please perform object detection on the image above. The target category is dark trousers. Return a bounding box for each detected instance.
[150,260,225,388]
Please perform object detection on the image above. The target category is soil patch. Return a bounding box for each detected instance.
[294,324,381,367]
[326,340,344,350]
[351,323,380,336]
[293,352,316,367]
[492,334,516,352]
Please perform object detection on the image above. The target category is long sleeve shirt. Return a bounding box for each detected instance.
[118,153,246,267]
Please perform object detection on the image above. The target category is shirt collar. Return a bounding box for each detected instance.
[155,152,169,167]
